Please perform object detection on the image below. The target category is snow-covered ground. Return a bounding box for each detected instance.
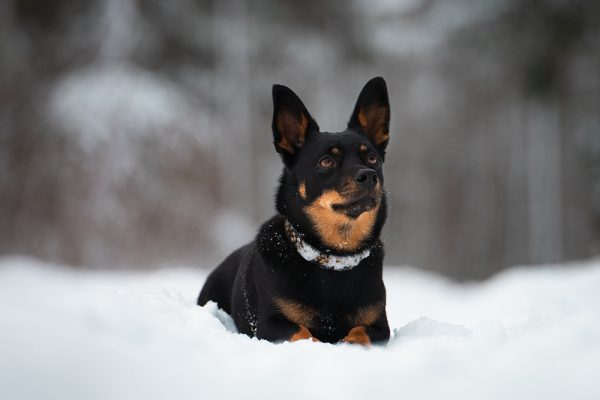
[1,256,599,400]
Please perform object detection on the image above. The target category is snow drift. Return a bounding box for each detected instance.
[1,256,599,400]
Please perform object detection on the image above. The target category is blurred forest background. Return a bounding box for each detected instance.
[1,0,599,280]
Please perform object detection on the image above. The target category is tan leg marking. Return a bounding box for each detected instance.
[350,303,384,327]
[290,325,320,342]
[275,297,317,330]
[342,326,371,346]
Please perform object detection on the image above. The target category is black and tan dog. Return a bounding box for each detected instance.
[198,77,391,345]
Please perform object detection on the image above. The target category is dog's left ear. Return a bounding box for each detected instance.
[348,77,390,158]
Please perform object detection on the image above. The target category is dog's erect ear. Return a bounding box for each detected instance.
[348,77,390,157]
[272,84,319,163]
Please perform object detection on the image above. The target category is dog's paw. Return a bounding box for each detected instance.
[341,326,371,346]
[289,325,320,342]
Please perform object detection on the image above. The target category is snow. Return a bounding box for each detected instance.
[1,256,599,400]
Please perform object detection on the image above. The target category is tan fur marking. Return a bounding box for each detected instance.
[331,147,340,155]
[298,181,307,200]
[342,326,371,346]
[277,138,295,154]
[276,112,308,154]
[358,107,389,146]
[360,144,368,152]
[290,325,319,342]
[350,303,384,327]
[304,186,381,251]
[275,298,317,329]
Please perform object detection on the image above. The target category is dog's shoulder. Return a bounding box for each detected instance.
[255,215,294,262]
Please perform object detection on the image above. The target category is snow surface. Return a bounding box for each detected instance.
[1,256,599,400]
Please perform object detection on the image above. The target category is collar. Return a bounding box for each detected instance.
[283,219,371,271]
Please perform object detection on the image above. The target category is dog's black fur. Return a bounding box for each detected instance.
[198,77,391,345]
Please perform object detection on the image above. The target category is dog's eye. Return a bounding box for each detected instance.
[367,153,379,165]
[318,156,335,169]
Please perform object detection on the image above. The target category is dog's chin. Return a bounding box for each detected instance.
[332,195,378,219]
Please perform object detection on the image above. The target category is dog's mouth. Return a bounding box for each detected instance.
[332,194,378,218]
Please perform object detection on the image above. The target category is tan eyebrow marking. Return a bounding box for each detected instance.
[331,147,340,155]
[359,144,368,152]
[298,181,307,200]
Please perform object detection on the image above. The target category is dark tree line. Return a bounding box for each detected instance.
[1,0,599,279]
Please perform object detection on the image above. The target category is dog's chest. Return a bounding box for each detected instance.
[311,301,383,342]
[276,288,384,342]
[314,308,343,339]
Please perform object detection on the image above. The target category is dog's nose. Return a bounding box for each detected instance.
[354,169,378,190]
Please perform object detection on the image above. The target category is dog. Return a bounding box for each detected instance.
[197,77,391,345]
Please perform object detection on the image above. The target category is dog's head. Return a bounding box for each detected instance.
[273,77,390,254]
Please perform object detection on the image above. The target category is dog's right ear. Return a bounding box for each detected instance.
[272,85,319,164]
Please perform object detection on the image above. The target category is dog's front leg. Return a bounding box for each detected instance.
[342,312,390,346]
[341,326,371,346]
[289,325,320,342]
[256,315,319,343]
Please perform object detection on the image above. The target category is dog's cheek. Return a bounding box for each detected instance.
[298,181,307,201]
[304,190,379,251]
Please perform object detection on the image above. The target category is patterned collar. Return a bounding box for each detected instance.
[283,219,371,271]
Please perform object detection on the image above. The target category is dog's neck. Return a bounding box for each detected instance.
[283,219,371,271]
